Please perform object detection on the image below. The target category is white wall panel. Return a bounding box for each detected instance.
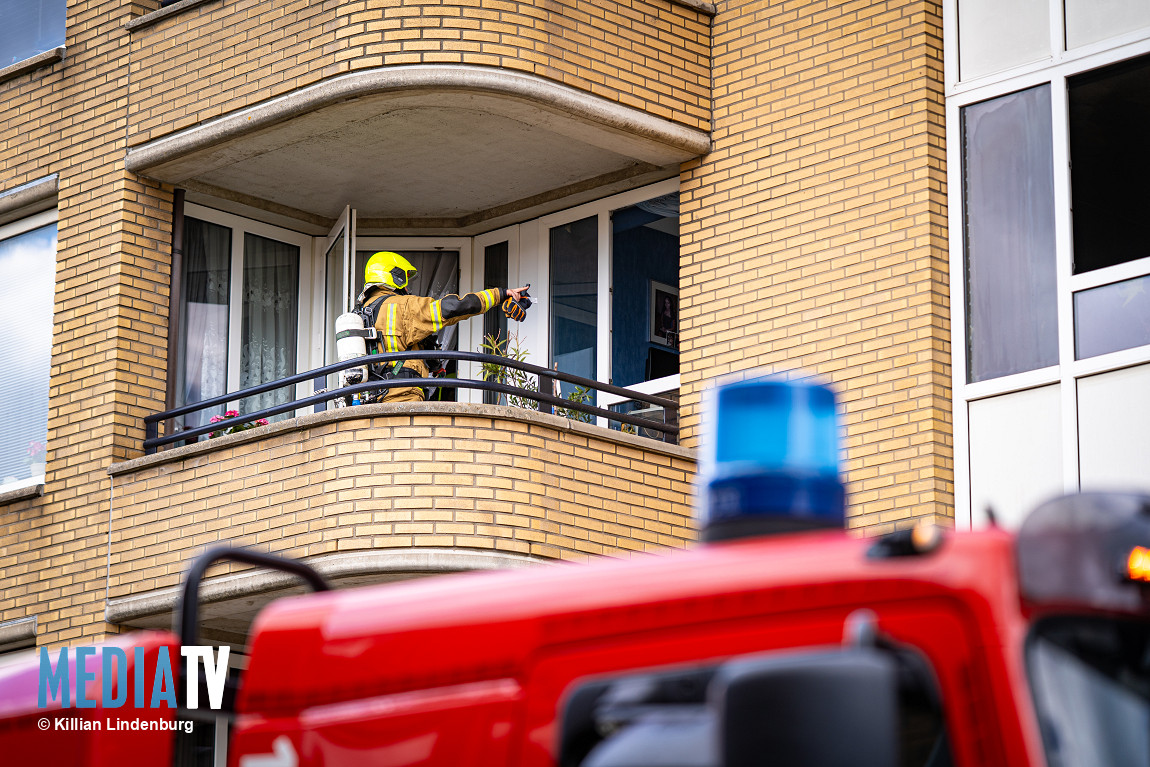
[1078,364,1150,491]
[968,385,1063,528]
[959,0,1050,80]
[1066,0,1150,50]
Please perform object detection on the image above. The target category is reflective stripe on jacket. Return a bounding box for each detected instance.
[362,286,505,379]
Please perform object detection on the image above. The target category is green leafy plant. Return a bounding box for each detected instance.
[555,385,594,423]
[480,332,592,421]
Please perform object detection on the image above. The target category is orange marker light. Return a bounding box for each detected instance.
[1127,546,1150,582]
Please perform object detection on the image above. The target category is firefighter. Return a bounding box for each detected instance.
[356,251,529,402]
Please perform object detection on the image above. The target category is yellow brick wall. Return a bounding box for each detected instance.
[107,408,697,601]
[125,0,711,144]
[678,0,951,533]
[0,0,175,647]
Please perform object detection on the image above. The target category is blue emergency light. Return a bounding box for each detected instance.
[700,376,845,541]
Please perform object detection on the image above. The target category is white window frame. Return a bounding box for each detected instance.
[946,7,1150,527]
[182,203,316,411]
[0,209,57,493]
[470,225,523,405]
[534,178,680,424]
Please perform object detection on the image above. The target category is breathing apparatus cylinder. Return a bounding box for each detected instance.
[335,312,369,389]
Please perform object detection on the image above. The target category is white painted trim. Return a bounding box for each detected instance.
[1068,255,1150,292]
[0,208,57,242]
[1070,345,1150,378]
[944,75,973,528]
[1050,73,1080,494]
[598,374,680,407]
[596,210,611,427]
[949,32,1150,102]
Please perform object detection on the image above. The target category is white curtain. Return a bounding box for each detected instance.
[177,218,231,430]
[239,233,299,419]
[0,223,55,489]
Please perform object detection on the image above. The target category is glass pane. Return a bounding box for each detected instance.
[963,85,1059,382]
[482,242,509,405]
[1069,53,1150,274]
[611,197,679,388]
[0,0,66,67]
[239,233,299,420]
[1066,0,1150,50]
[323,231,344,390]
[0,223,55,490]
[1074,276,1150,359]
[550,216,598,400]
[176,217,231,431]
[958,0,1049,81]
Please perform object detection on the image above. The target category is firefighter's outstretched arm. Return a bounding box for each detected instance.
[422,286,531,331]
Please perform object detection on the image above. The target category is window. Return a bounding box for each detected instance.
[550,215,599,399]
[962,85,1058,383]
[0,212,56,491]
[0,0,65,66]
[174,205,312,432]
[1028,617,1150,767]
[1069,54,1150,276]
[948,12,1150,526]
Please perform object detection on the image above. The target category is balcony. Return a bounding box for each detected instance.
[123,0,712,234]
[106,355,696,648]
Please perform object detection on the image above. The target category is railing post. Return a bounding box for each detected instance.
[145,420,158,456]
[537,371,553,415]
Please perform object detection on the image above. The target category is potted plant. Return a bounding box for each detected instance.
[208,410,270,438]
[27,440,46,477]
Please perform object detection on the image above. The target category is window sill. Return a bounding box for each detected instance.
[126,0,220,32]
[0,47,64,86]
[670,0,716,15]
[0,617,36,654]
[0,482,45,506]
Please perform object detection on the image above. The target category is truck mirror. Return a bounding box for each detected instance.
[714,648,899,767]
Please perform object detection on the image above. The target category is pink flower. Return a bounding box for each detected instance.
[256,419,269,426]
[225,410,239,418]
[209,415,226,424]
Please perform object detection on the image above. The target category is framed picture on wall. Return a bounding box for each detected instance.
[650,281,679,348]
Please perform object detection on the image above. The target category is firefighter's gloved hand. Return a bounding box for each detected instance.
[503,296,527,322]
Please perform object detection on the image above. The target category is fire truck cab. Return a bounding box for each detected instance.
[3,377,1149,767]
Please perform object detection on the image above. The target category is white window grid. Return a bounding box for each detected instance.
[945,4,1150,526]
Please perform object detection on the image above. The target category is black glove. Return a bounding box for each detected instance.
[503,294,527,322]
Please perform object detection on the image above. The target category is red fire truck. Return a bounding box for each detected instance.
[2,378,1148,767]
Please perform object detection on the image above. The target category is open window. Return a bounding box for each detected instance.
[319,206,356,396]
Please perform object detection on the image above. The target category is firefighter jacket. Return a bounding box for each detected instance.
[360,284,506,387]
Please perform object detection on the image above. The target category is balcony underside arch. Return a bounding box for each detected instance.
[126,65,711,234]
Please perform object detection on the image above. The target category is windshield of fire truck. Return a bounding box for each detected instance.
[1027,616,1150,767]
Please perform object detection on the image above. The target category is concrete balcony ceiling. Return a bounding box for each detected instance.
[125,65,711,234]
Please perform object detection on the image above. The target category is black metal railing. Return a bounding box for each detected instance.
[144,351,679,454]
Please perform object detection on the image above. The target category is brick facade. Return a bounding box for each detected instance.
[679,0,950,533]
[1,0,950,649]
[108,405,696,600]
[126,0,711,145]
